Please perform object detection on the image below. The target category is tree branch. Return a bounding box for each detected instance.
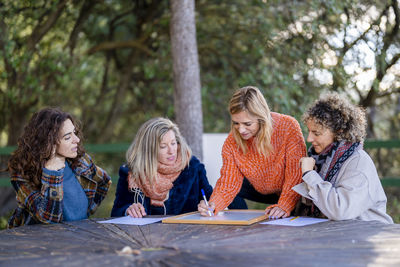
[27,0,69,51]
[342,4,390,55]
[82,54,112,136]
[86,40,155,56]
[382,0,400,54]
[386,53,400,71]
[66,0,98,53]
[0,19,16,88]
[378,87,400,98]
[97,51,137,142]
[363,1,400,107]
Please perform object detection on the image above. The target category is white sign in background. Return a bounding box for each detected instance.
[202,133,228,188]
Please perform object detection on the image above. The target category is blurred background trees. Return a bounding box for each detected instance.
[2,0,400,145]
[1,0,400,221]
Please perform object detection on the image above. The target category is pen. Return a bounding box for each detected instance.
[201,189,213,217]
[290,216,299,221]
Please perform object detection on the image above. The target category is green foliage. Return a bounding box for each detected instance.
[0,210,12,230]
[384,187,400,223]
[1,0,400,170]
[2,0,400,143]
[0,215,8,230]
[91,183,117,219]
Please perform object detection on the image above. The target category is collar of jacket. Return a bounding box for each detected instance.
[66,154,99,184]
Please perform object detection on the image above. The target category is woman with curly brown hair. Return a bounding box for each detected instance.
[292,93,393,224]
[7,107,111,228]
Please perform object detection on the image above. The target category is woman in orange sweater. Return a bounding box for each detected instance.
[198,86,306,219]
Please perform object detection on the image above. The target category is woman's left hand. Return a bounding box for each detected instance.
[265,206,289,219]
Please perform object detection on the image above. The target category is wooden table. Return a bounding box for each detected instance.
[1,218,400,266]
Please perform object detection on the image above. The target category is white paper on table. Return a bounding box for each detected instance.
[260,216,329,226]
[97,216,168,225]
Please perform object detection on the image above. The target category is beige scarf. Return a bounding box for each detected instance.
[128,153,184,206]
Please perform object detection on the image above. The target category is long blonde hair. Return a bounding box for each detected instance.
[126,117,192,186]
[229,86,273,156]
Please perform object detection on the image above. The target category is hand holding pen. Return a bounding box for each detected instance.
[198,189,215,217]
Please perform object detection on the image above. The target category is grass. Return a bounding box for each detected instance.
[0,215,8,229]
[92,184,117,218]
[1,186,399,230]
[385,187,400,223]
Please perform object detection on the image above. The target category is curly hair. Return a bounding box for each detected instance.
[302,93,367,143]
[7,107,85,187]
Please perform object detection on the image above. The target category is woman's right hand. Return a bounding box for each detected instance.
[126,203,147,218]
[197,200,215,217]
[300,157,316,174]
[45,147,66,170]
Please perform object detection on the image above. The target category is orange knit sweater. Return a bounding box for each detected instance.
[210,112,306,214]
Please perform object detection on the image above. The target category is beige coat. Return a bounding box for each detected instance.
[292,150,393,224]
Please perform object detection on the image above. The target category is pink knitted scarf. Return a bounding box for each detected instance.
[128,153,183,206]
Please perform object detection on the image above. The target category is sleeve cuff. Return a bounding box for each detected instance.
[302,170,323,186]
[292,182,309,197]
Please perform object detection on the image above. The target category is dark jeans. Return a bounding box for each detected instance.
[228,177,279,209]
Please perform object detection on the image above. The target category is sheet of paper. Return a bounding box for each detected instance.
[97,216,167,226]
[260,216,328,226]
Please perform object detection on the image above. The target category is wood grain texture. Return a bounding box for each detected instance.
[1,219,400,266]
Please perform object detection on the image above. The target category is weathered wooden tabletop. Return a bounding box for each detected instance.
[0,218,399,266]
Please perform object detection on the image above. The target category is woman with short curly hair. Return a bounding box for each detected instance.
[292,93,393,224]
[7,107,111,228]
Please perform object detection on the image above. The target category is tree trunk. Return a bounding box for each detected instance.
[170,0,203,160]
[6,105,32,146]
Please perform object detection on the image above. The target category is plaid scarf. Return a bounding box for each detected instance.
[307,141,362,217]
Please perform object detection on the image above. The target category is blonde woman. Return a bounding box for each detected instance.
[198,86,306,219]
[292,93,393,224]
[111,117,213,217]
